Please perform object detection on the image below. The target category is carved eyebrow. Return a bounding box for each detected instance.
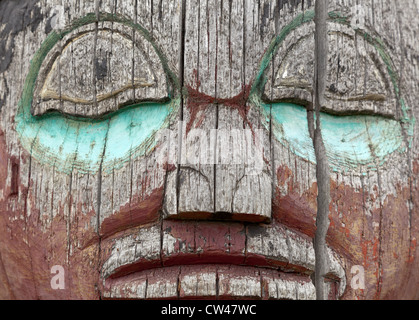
[251,10,413,124]
[31,21,171,119]
[261,28,397,119]
[16,13,181,175]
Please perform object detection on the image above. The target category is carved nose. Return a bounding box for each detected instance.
[162,107,272,223]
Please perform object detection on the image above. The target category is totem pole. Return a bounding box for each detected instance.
[0,0,418,300]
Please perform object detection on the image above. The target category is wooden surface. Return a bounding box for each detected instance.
[0,0,418,300]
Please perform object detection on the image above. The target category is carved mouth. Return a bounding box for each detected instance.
[100,221,346,300]
[102,264,317,300]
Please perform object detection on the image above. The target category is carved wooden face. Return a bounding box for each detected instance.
[0,1,418,300]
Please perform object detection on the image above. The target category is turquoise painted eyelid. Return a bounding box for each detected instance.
[17,102,174,174]
[266,103,404,172]
[16,14,180,175]
[249,10,414,171]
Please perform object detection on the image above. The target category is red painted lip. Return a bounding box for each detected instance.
[101,264,317,300]
[100,221,314,279]
[100,220,345,291]
[105,247,313,280]
[99,220,346,299]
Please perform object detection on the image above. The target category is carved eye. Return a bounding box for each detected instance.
[32,21,170,118]
[258,17,405,170]
[263,22,396,119]
[16,15,179,174]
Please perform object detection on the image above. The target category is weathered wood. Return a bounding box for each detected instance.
[172,0,273,221]
[0,0,418,301]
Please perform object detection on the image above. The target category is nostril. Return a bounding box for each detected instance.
[168,211,271,224]
[165,211,271,224]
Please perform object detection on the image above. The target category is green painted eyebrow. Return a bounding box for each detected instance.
[249,10,415,171]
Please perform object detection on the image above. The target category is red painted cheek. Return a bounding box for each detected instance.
[273,162,419,299]
[272,165,317,238]
[328,173,419,299]
[328,180,367,261]
[99,186,164,240]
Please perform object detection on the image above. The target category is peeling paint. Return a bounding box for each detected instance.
[250,10,414,171]
[267,102,404,171]
[15,13,181,175]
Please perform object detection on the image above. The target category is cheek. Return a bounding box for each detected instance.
[329,176,416,299]
[273,160,418,299]
[0,130,7,194]
[329,180,367,261]
[272,164,317,239]
[0,131,99,299]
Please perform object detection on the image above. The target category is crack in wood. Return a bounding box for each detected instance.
[309,0,331,301]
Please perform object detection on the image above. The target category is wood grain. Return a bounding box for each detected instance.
[0,0,418,300]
